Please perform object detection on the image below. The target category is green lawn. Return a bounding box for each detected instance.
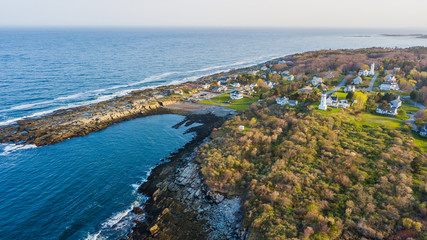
[199,93,259,111]
[331,91,348,99]
[359,112,403,128]
[401,104,420,114]
[411,132,427,152]
[210,93,231,103]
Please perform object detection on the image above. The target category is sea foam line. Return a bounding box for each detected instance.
[0,143,38,156]
[0,55,285,126]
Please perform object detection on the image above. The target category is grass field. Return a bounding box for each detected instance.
[359,112,404,128]
[198,93,259,111]
[401,104,420,114]
[331,91,347,99]
[411,132,427,152]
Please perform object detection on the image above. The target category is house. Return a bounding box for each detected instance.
[419,124,427,137]
[376,104,398,116]
[385,74,396,82]
[379,82,399,91]
[311,77,323,86]
[238,125,245,131]
[390,96,402,108]
[299,86,313,94]
[265,81,276,89]
[282,74,294,81]
[260,66,268,71]
[249,83,257,89]
[344,85,356,93]
[201,84,210,89]
[230,90,243,100]
[173,89,183,95]
[230,82,240,88]
[218,86,228,92]
[326,96,350,108]
[276,97,298,106]
[358,70,369,76]
[211,87,219,92]
[353,76,363,85]
[219,77,228,85]
[248,70,259,75]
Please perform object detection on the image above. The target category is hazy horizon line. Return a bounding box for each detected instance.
[0,25,426,32]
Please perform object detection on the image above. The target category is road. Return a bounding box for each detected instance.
[355,73,379,92]
[326,78,347,95]
[403,96,426,131]
[366,73,379,92]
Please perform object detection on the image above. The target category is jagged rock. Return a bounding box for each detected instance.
[132,207,144,215]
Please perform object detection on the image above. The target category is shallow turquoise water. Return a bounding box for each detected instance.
[0,114,195,239]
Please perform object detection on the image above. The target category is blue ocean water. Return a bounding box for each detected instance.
[0,114,195,239]
[1,28,426,125]
[0,28,426,239]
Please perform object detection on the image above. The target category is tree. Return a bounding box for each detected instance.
[410,90,418,100]
[346,91,354,100]
[353,92,368,110]
[397,109,407,120]
[410,157,423,174]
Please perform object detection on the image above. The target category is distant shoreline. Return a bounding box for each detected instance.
[382,33,427,39]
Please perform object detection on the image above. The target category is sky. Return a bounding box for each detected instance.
[1,0,427,29]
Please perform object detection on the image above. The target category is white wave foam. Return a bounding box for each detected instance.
[84,231,103,240]
[0,55,286,126]
[55,92,85,101]
[0,143,37,156]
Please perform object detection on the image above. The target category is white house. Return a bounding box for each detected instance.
[390,96,402,108]
[260,66,268,71]
[379,82,399,91]
[230,90,243,100]
[230,82,240,88]
[276,97,298,106]
[353,76,363,85]
[218,86,228,92]
[376,104,398,116]
[358,70,369,76]
[326,96,350,108]
[265,81,276,89]
[173,89,183,95]
[385,74,397,82]
[201,84,210,90]
[249,83,257,89]
[311,77,323,86]
[344,85,356,93]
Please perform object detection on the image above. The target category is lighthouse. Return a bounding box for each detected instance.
[319,89,327,110]
[369,62,375,76]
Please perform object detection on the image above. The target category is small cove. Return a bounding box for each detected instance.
[0,114,195,240]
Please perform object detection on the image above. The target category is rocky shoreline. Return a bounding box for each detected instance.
[0,54,287,147]
[126,107,246,240]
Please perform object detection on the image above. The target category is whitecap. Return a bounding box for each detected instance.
[84,231,103,240]
[0,143,38,156]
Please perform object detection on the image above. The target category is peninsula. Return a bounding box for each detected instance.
[1,47,426,239]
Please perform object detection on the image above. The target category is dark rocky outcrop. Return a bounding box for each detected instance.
[127,111,245,240]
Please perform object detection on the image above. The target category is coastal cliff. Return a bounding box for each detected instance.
[127,108,246,240]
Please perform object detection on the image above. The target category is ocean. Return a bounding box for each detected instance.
[0,28,426,239]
